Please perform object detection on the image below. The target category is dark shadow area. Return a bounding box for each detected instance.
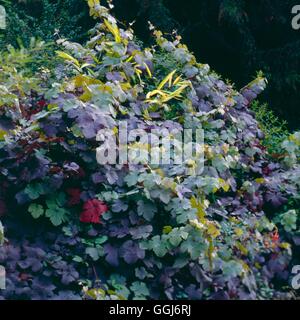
[112,0,300,130]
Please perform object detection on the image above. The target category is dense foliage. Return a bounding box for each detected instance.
[0,1,299,300]
[0,0,92,46]
[1,1,299,129]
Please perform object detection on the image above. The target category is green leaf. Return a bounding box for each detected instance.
[109,274,127,287]
[159,190,171,204]
[56,192,67,207]
[130,281,149,299]
[150,236,168,257]
[73,256,83,263]
[168,230,183,247]
[46,199,57,210]
[43,193,69,226]
[173,255,189,268]
[86,247,100,261]
[24,184,44,200]
[137,200,156,221]
[95,236,108,245]
[28,204,44,219]
[108,274,130,299]
[180,236,206,260]
[222,260,244,278]
[45,207,68,226]
[0,6,6,30]
[280,210,298,232]
[168,229,188,247]
[99,191,119,202]
[62,226,73,237]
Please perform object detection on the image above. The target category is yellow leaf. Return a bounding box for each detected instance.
[207,237,214,270]
[173,75,182,85]
[88,0,100,8]
[230,217,239,224]
[143,62,152,78]
[212,187,218,193]
[255,178,265,184]
[100,84,113,94]
[190,196,206,222]
[218,178,230,193]
[163,226,172,234]
[118,105,128,115]
[190,219,204,230]
[236,242,248,255]
[146,89,165,100]
[240,260,250,274]
[222,144,230,154]
[162,84,188,103]
[222,183,230,193]
[154,30,163,38]
[234,228,244,237]
[73,75,102,88]
[79,88,93,102]
[56,51,80,67]
[104,19,121,43]
[135,67,143,75]
[120,81,131,90]
[290,134,300,146]
[81,63,95,70]
[161,178,177,192]
[107,290,116,295]
[142,109,152,121]
[85,288,106,299]
[279,242,291,250]
[157,70,177,90]
[125,55,134,63]
[47,103,58,111]
[0,129,7,140]
[207,223,220,238]
[155,168,165,178]
[255,262,261,269]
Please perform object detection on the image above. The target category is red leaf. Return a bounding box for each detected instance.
[271,230,280,243]
[37,99,47,108]
[80,199,108,224]
[66,188,81,206]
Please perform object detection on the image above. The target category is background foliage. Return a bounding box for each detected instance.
[0,0,93,46]
[113,0,300,131]
[1,1,299,128]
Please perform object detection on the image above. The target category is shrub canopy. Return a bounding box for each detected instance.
[0,1,299,300]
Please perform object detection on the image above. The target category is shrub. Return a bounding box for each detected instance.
[0,1,299,300]
[251,101,289,155]
[0,0,92,48]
